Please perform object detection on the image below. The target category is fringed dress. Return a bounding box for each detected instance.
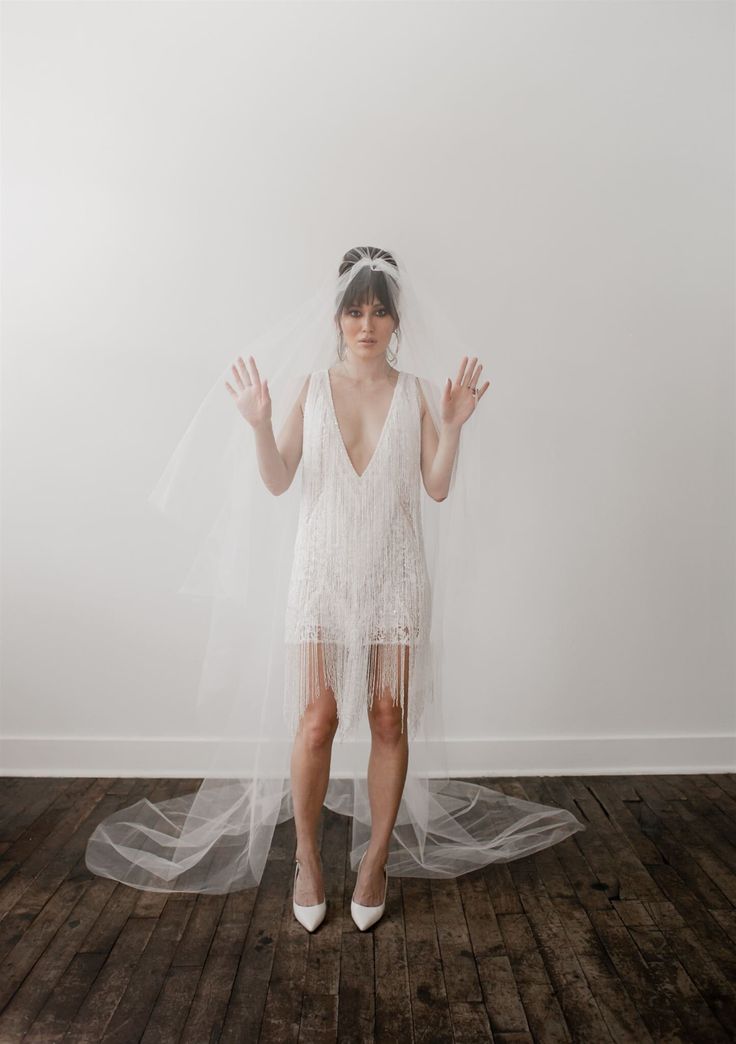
[283,368,433,740]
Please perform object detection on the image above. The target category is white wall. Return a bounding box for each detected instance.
[2,1,733,775]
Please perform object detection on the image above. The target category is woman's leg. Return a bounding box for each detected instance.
[290,640,338,905]
[354,643,410,905]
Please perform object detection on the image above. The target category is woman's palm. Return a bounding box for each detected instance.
[441,355,490,428]
[225,355,271,428]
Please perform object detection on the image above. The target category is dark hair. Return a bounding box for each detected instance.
[334,246,401,329]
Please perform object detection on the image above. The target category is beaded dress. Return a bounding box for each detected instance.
[284,368,433,740]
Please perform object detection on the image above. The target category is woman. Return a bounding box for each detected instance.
[85,245,585,916]
[226,246,490,929]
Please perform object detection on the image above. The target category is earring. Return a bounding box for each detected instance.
[386,329,400,365]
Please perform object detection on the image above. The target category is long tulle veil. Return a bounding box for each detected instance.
[85,246,585,894]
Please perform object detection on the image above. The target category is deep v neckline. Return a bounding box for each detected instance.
[324,368,403,481]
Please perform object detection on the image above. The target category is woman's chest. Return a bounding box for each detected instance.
[304,369,420,485]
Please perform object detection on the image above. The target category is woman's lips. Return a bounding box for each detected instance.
[359,339,376,343]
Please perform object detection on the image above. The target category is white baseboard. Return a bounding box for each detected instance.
[1,734,734,777]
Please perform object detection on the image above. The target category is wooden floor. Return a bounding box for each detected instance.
[0,774,735,1043]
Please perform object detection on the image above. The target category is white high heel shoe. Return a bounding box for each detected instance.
[350,851,388,931]
[292,859,326,932]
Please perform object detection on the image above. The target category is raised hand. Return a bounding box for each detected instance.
[441,356,490,429]
[225,355,272,429]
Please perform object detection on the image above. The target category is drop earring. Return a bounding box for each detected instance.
[386,328,400,365]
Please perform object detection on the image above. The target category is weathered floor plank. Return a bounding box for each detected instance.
[0,774,733,1042]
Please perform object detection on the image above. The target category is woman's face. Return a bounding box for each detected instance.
[339,296,396,359]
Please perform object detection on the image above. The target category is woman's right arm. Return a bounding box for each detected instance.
[225,356,309,496]
[254,376,309,495]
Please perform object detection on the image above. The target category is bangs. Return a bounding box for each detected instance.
[339,268,399,320]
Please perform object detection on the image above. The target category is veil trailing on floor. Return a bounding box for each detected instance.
[85,245,585,894]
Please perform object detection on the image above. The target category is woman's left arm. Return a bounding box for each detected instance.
[418,356,490,502]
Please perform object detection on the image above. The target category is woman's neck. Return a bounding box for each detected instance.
[333,356,395,383]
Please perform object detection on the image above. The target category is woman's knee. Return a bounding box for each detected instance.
[368,694,406,744]
[298,696,338,748]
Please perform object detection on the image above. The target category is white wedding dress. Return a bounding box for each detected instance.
[283,367,433,740]
[84,250,587,895]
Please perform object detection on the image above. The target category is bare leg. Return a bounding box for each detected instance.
[290,641,338,905]
[353,643,410,905]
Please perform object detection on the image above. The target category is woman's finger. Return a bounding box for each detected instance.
[455,356,468,386]
[247,355,262,390]
[462,357,478,387]
[237,356,252,386]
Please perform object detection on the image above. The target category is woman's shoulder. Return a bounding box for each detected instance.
[402,371,429,418]
[297,371,322,413]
